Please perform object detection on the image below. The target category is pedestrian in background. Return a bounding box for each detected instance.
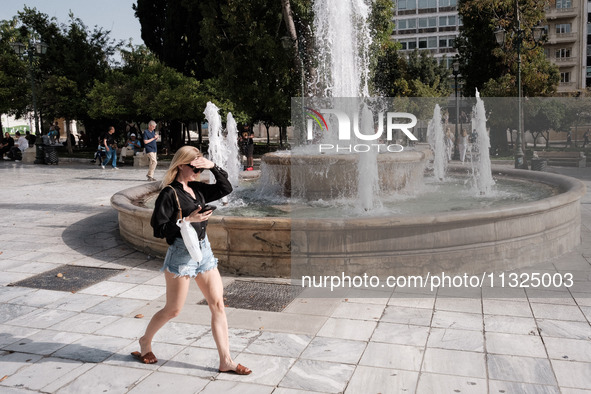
[1,132,14,159]
[100,126,118,170]
[144,120,158,181]
[239,125,254,171]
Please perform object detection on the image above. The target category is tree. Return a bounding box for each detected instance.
[524,97,565,148]
[7,7,118,152]
[456,0,559,152]
[373,48,451,99]
[133,0,211,80]
[457,0,558,98]
[199,0,297,135]
[87,45,244,152]
[0,18,30,133]
[134,0,300,144]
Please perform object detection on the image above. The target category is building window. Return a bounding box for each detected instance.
[556,0,572,8]
[398,0,417,10]
[428,36,438,48]
[439,15,456,27]
[561,72,571,83]
[587,44,591,56]
[398,18,417,29]
[418,17,437,28]
[418,0,437,9]
[556,24,571,34]
[419,38,428,48]
[587,66,591,78]
[439,35,455,48]
[587,23,591,34]
[439,0,458,6]
[556,48,571,58]
[399,39,417,50]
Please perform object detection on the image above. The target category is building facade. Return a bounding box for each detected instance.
[392,0,460,68]
[391,0,589,94]
[543,0,587,93]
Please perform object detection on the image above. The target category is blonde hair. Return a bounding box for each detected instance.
[160,146,203,188]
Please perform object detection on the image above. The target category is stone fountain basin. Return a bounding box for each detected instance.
[111,167,585,278]
[262,148,429,199]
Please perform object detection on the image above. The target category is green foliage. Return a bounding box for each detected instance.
[2,7,118,126]
[133,0,210,79]
[0,18,29,118]
[199,0,296,127]
[457,0,559,97]
[372,48,451,98]
[134,0,299,128]
[87,45,245,125]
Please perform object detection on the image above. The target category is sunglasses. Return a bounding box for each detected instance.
[186,164,204,173]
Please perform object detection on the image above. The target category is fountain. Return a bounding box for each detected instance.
[470,90,495,195]
[427,104,447,181]
[111,0,584,281]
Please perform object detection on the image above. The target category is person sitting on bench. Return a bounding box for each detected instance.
[6,131,29,161]
[119,133,142,163]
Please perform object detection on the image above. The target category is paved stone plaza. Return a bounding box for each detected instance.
[1,160,590,393]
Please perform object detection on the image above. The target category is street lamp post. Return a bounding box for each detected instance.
[11,40,48,164]
[452,61,460,160]
[494,0,544,169]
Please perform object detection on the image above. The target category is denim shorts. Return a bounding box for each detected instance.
[161,236,218,278]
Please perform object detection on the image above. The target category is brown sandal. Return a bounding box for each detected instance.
[218,363,252,375]
[131,351,158,364]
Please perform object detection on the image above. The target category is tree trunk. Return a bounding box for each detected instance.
[281,0,300,73]
[66,119,73,154]
[198,122,202,146]
[265,123,270,146]
[545,131,550,149]
[161,122,170,155]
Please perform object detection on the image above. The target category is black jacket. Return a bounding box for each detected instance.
[151,165,232,244]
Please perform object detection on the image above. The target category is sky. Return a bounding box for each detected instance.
[0,0,143,46]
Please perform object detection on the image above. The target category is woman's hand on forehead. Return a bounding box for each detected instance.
[191,157,213,169]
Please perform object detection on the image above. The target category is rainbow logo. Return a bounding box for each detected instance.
[306,107,329,132]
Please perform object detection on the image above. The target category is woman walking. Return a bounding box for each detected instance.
[132,145,251,375]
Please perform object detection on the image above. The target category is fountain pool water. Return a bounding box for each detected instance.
[139,173,557,219]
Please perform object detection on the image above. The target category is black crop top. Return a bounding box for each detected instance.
[150,165,232,244]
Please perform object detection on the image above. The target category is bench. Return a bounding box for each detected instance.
[534,151,586,168]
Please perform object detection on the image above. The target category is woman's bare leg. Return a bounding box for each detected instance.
[195,267,238,371]
[139,271,191,356]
